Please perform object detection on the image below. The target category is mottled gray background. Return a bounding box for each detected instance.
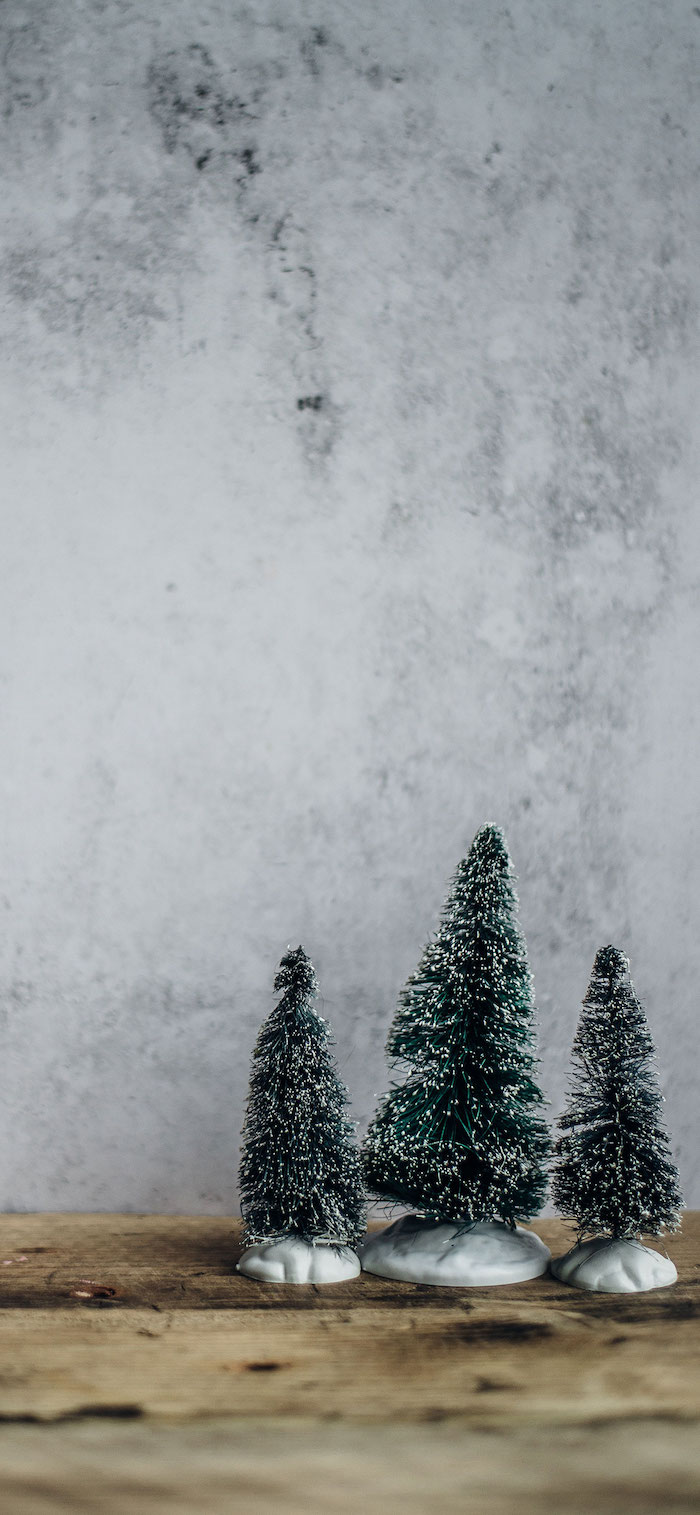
[1,0,698,1212]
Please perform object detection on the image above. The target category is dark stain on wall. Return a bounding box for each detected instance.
[144,33,341,465]
[239,146,261,177]
[3,23,49,111]
[300,27,329,77]
[147,42,259,184]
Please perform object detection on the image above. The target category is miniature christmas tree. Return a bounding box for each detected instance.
[237,945,366,1283]
[360,825,551,1285]
[550,945,682,1292]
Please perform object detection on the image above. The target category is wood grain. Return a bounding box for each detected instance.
[0,1212,695,1315]
[0,1418,699,1515]
[0,1214,696,1425]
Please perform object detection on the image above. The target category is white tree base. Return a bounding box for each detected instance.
[550,1237,677,1293]
[358,1215,551,1286]
[237,1236,361,1284]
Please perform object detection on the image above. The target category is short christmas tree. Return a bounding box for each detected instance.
[552,945,682,1249]
[360,825,551,1284]
[238,946,366,1282]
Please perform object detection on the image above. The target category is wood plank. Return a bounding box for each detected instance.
[0,1215,696,1425]
[0,1300,697,1423]
[0,1418,699,1515]
[0,1213,695,1318]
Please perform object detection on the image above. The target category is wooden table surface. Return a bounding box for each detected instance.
[0,1213,697,1513]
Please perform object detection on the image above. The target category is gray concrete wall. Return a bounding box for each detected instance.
[1,0,698,1212]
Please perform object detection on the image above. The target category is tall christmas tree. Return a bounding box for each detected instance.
[239,945,366,1248]
[552,945,683,1241]
[362,825,550,1227]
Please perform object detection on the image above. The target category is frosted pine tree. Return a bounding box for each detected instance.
[362,825,550,1226]
[552,945,683,1240]
[239,946,366,1249]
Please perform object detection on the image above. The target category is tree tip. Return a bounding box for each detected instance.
[470,822,510,859]
[593,943,630,980]
[274,944,317,998]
